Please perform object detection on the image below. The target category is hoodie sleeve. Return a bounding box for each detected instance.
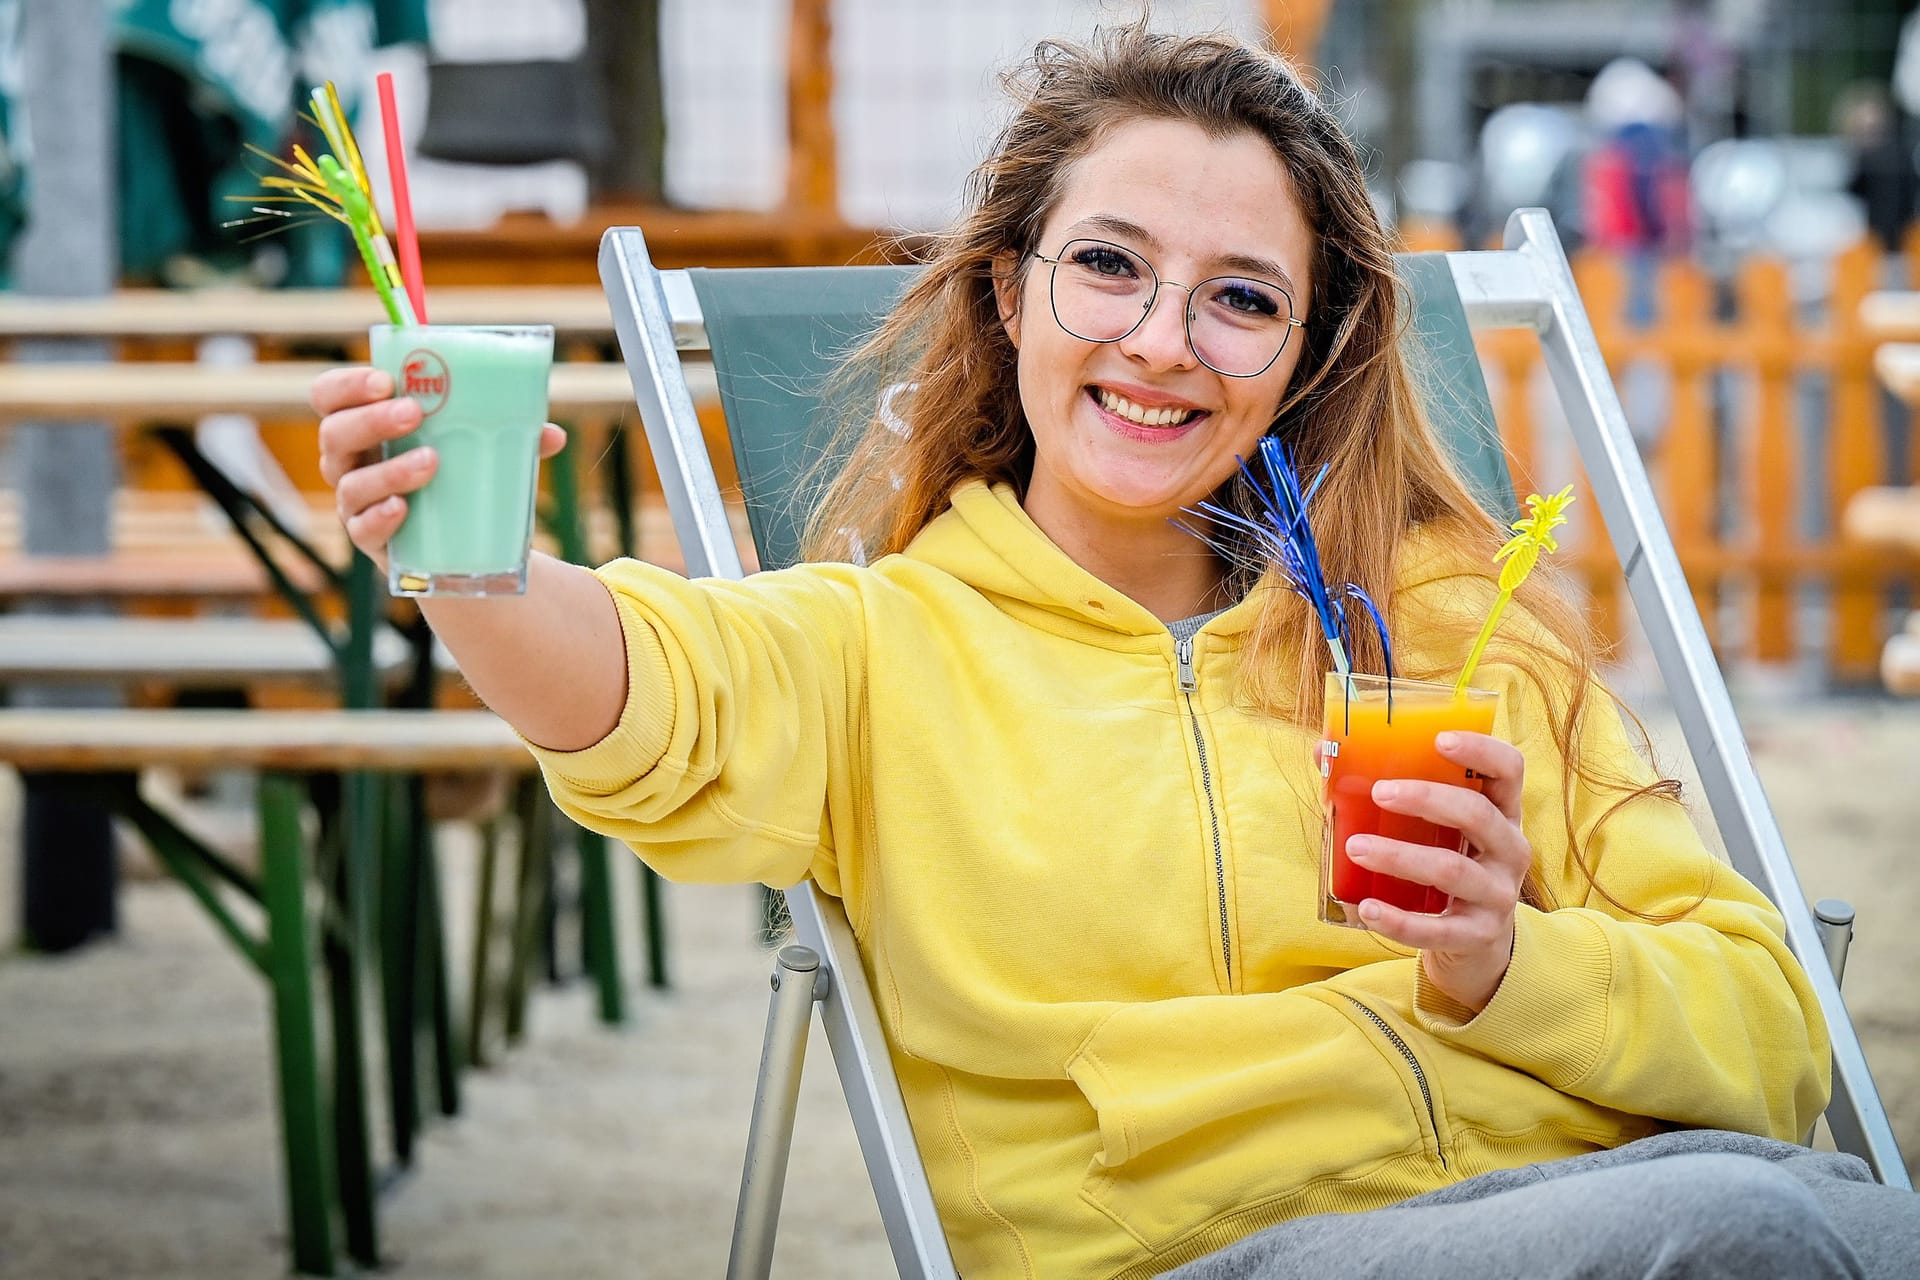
[1397,575,1830,1142]
[521,557,868,900]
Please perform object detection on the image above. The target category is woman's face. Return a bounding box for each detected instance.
[998,117,1317,535]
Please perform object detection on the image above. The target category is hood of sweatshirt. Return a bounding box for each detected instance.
[901,478,1484,650]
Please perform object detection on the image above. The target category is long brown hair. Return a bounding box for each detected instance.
[801,21,1694,917]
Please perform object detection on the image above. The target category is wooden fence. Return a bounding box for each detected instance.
[1412,230,1916,683]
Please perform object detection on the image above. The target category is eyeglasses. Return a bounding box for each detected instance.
[1029,238,1305,378]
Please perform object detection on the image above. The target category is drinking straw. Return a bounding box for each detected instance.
[318,84,378,230]
[1179,435,1392,680]
[1453,485,1576,696]
[317,153,415,326]
[228,81,417,327]
[375,71,429,323]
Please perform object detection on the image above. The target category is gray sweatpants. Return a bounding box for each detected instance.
[1161,1130,1918,1279]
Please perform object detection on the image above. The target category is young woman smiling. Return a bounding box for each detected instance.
[310,22,1920,1280]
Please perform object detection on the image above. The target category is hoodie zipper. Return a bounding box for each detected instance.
[1175,636,1232,985]
[1340,994,1449,1170]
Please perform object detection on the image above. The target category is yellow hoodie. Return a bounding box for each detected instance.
[527,479,1829,1280]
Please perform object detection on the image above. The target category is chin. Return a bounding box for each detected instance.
[1084,472,1205,519]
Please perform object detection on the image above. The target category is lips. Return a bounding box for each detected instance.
[1085,386,1210,443]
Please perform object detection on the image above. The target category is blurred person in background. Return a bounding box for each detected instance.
[1838,83,1917,265]
[1582,56,1692,455]
[1582,58,1692,308]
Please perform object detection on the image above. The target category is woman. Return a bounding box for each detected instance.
[311,23,1915,1280]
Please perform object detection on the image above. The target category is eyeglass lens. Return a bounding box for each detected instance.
[1046,239,1295,377]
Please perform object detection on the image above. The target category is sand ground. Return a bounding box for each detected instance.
[2,694,1918,1278]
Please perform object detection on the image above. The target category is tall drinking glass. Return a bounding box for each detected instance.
[1319,673,1502,928]
[370,323,554,597]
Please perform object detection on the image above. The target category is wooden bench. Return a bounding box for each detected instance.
[0,360,687,420]
[1842,487,1920,557]
[1872,342,1920,405]
[0,286,618,340]
[1885,620,1920,696]
[0,614,426,687]
[0,706,528,768]
[0,707,549,1277]
[0,488,735,600]
[1855,302,1920,697]
[1861,291,1920,343]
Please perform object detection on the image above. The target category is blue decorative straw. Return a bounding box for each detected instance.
[1180,435,1393,683]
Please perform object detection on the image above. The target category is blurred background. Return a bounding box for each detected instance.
[3,1,1920,1277]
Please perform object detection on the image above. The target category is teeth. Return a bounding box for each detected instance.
[1096,388,1199,427]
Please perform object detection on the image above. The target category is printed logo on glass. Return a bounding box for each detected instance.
[400,349,451,416]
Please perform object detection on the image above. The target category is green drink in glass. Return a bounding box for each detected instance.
[371,323,554,596]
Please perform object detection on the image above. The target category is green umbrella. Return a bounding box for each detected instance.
[111,0,428,285]
[0,0,26,287]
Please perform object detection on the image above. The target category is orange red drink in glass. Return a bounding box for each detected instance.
[1319,673,1501,928]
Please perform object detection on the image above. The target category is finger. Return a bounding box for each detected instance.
[1347,835,1506,904]
[335,446,438,521]
[1357,899,1491,951]
[1372,779,1509,843]
[345,494,408,551]
[1359,900,1488,951]
[310,366,393,417]
[318,397,423,488]
[537,423,568,459]
[1435,731,1526,823]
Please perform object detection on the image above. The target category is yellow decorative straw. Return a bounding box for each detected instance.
[1454,485,1576,695]
[226,81,415,326]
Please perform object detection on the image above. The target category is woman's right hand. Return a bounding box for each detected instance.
[311,366,567,565]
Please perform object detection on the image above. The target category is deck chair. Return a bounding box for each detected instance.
[598,208,1910,1279]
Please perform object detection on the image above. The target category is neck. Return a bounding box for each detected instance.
[1022,490,1229,623]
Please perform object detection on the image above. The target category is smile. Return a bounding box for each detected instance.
[1089,386,1205,430]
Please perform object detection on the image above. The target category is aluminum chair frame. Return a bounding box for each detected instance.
[597,208,1907,1279]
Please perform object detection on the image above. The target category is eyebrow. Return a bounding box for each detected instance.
[1066,214,1302,298]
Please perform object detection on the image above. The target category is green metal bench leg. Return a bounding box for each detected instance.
[260,772,337,1276]
[578,827,626,1024]
[505,779,553,1046]
[601,417,671,993]
[546,426,628,1018]
[467,817,502,1067]
[379,774,421,1164]
[415,799,460,1117]
[641,862,669,989]
[318,780,380,1267]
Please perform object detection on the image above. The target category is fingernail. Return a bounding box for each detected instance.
[367,369,393,397]
[1436,732,1458,750]
[409,446,436,469]
[1359,900,1381,924]
[1346,837,1370,862]
[1373,781,1400,803]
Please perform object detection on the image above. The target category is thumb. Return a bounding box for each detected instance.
[537,423,569,459]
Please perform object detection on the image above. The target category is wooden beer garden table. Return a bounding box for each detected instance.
[0,287,671,1274]
[0,708,542,1275]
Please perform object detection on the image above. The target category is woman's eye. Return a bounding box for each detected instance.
[1072,246,1138,278]
[1210,281,1282,317]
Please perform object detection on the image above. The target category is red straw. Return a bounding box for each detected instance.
[376,72,428,323]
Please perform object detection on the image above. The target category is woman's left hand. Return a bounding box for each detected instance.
[1345,731,1532,1014]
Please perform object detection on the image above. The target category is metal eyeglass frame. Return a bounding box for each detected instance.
[1029,236,1307,377]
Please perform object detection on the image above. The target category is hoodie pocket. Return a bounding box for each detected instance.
[1333,994,1451,1172]
[1063,993,1443,1252]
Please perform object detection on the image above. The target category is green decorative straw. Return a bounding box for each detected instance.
[225,80,417,327]
[1454,485,1576,696]
[317,154,414,326]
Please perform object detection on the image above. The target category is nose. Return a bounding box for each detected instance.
[1115,281,1198,372]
